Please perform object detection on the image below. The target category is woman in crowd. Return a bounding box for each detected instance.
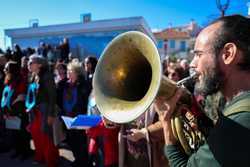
[20,56,29,83]
[1,61,31,160]
[63,61,91,167]
[167,64,184,82]
[55,63,68,112]
[27,55,59,167]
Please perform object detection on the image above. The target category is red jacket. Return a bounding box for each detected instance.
[87,120,119,166]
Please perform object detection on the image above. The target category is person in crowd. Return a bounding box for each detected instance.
[124,105,169,167]
[59,38,70,63]
[27,55,59,167]
[62,61,91,167]
[4,48,12,61]
[25,47,36,57]
[1,61,31,160]
[0,54,7,94]
[167,65,184,82]
[87,118,119,167]
[156,15,250,167]
[20,56,29,83]
[54,63,68,147]
[87,81,119,167]
[37,42,48,58]
[124,63,187,167]
[86,92,102,167]
[179,59,190,78]
[83,57,103,167]
[178,59,196,93]
[162,58,169,77]
[55,63,68,112]
[47,45,56,63]
[12,44,23,65]
[0,54,8,153]
[83,56,98,90]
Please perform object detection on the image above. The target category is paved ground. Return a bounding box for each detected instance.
[0,148,74,167]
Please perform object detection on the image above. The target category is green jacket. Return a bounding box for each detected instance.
[164,92,250,167]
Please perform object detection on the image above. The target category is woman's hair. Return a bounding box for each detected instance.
[56,63,67,71]
[55,62,67,77]
[29,54,49,74]
[4,61,21,84]
[67,61,84,79]
[167,64,184,80]
[29,54,49,82]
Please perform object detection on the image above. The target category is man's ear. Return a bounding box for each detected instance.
[222,43,237,65]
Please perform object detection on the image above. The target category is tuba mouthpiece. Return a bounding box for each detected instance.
[177,71,199,87]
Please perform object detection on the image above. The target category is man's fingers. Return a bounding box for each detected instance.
[154,88,184,121]
[154,102,167,114]
[172,88,183,103]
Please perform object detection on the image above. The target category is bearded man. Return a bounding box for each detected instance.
[156,15,250,167]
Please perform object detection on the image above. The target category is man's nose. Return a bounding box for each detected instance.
[189,58,197,69]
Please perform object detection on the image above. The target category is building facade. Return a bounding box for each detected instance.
[5,16,155,60]
[153,20,201,60]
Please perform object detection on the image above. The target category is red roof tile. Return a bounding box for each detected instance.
[153,28,190,40]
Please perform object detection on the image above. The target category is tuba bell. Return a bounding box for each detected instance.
[93,31,204,155]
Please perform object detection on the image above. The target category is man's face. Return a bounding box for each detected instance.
[84,59,92,72]
[190,24,224,96]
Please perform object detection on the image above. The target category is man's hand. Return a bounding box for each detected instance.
[126,128,147,142]
[155,88,183,123]
[154,88,183,145]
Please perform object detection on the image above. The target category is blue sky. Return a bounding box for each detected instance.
[0,0,249,49]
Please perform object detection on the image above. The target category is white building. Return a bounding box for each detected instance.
[5,16,155,60]
[153,20,201,60]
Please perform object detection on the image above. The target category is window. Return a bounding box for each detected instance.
[169,40,175,49]
[180,41,186,51]
[157,40,163,48]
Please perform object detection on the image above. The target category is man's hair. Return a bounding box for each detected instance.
[211,15,250,71]
[84,56,98,72]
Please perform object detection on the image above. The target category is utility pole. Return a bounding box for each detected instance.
[216,0,230,17]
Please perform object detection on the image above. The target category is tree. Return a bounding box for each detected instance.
[216,0,230,17]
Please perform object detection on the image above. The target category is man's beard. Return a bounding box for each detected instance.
[195,59,223,96]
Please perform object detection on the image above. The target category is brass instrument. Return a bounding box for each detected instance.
[93,31,204,155]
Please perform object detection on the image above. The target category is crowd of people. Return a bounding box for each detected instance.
[0,14,249,167]
[0,37,104,167]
